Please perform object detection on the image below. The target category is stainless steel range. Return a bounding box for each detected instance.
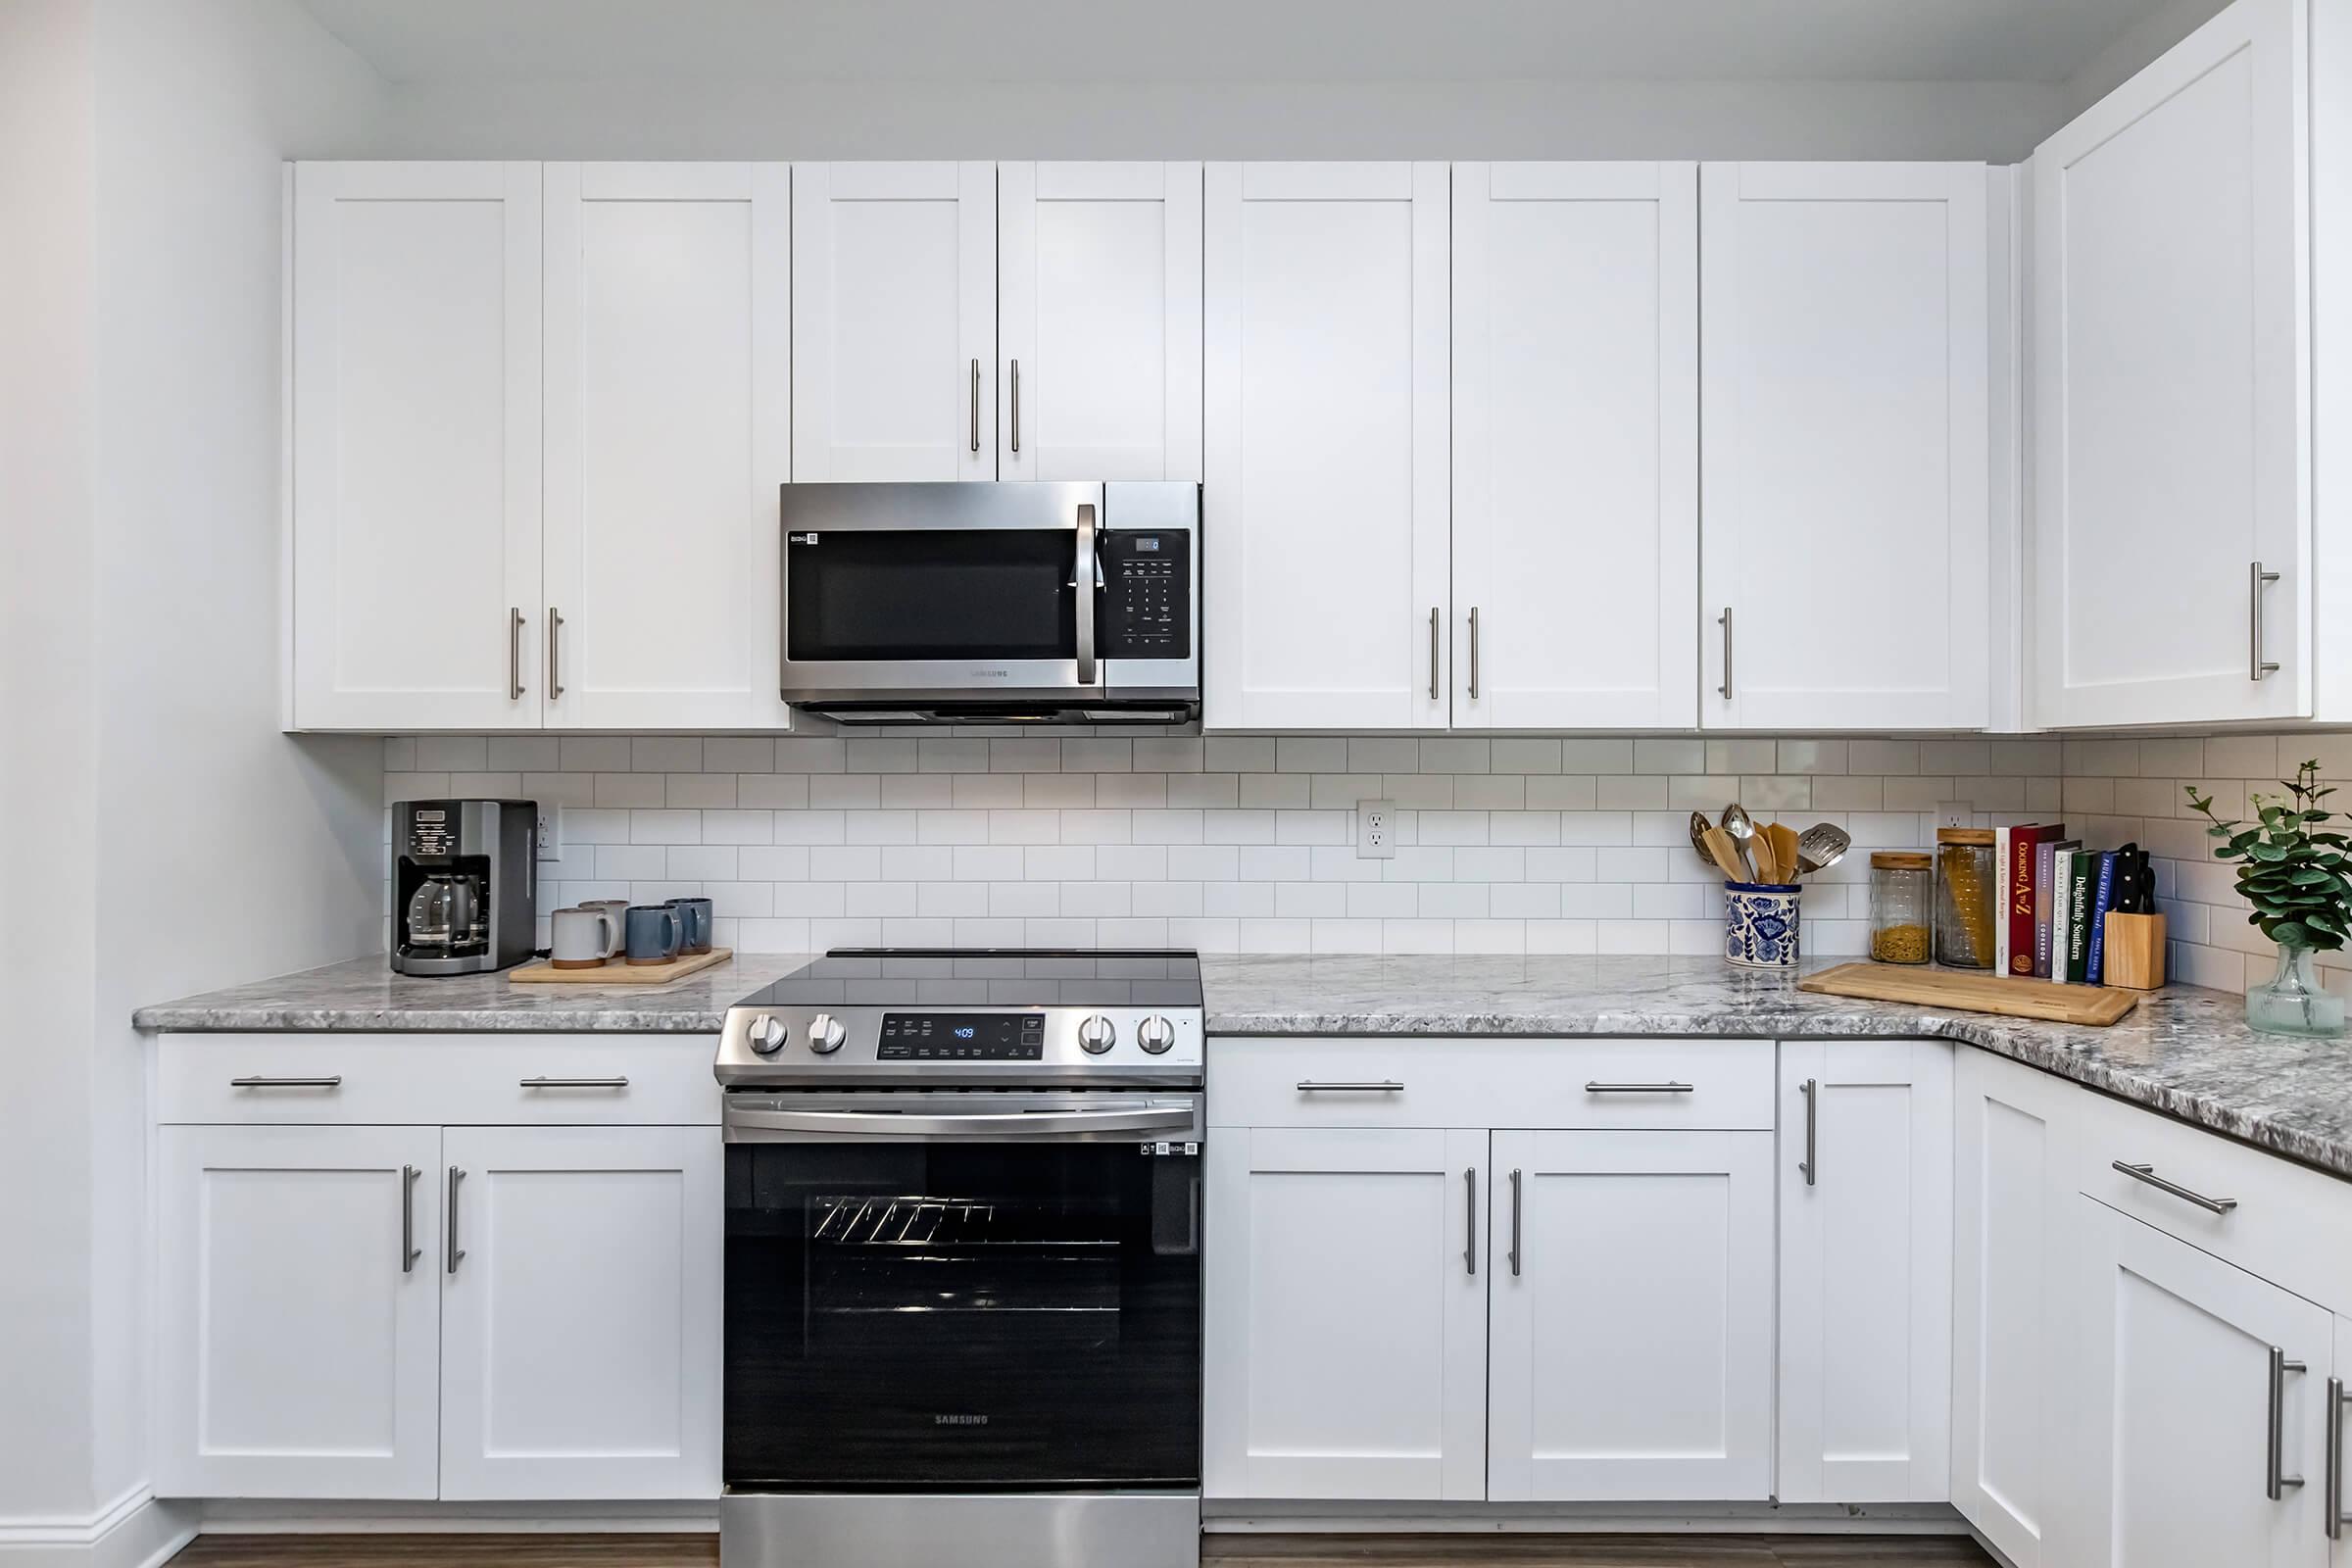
[714,949,1203,1568]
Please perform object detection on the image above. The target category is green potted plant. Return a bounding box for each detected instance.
[2187,760,2352,1038]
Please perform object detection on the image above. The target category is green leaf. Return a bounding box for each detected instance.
[2249,841,2290,862]
[2271,921,2316,949]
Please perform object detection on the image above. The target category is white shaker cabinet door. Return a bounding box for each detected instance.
[156,1124,444,1498]
[289,162,543,731]
[1777,1041,1955,1503]
[792,162,995,481]
[438,1126,721,1500]
[1699,162,1989,731]
[999,162,1202,482]
[1452,162,1699,730]
[2032,0,2311,727]
[1203,1126,1487,1500]
[2074,1198,2330,1568]
[1202,163,1451,730]
[1487,1130,1774,1502]
[542,163,793,732]
[1950,1049,2084,1568]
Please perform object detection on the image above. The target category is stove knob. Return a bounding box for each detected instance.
[1137,1015,1177,1055]
[747,1015,788,1055]
[808,1013,847,1054]
[1076,1015,1117,1054]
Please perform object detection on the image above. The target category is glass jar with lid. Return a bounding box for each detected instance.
[1868,852,1934,965]
[1935,827,1999,969]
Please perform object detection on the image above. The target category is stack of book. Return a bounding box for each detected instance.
[1994,824,2149,986]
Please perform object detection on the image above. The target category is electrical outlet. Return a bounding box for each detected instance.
[1936,801,1974,830]
[1357,799,1396,859]
[537,806,560,857]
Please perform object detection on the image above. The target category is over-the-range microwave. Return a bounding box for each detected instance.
[778,481,1199,725]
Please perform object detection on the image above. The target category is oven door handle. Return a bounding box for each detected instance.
[1072,501,1101,689]
[725,1104,1197,1141]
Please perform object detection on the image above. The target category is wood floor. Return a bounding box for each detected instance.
[166,1532,1994,1567]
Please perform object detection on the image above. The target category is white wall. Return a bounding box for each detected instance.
[371,76,2071,163]
[0,0,387,1545]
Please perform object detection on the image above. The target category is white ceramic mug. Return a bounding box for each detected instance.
[550,906,617,969]
[580,899,629,957]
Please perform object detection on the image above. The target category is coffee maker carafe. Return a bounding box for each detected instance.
[393,800,536,975]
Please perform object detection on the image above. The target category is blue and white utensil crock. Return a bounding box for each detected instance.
[1724,881,1802,968]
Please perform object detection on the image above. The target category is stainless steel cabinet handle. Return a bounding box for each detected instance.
[725,1105,1196,1140]
[2270,1346,2307,1499]
[230,1075,342,1089]
[969,358,981,454]
[519,1076,628,1089]
[1429,608,1441,702]
[1009,359,1021,455]
[1073,503,1100,687]
[509,608,525,701]
[1799,1077,1818,1186]
[1586,1081,1695,1095]
[2328,1376,2350,1538]
[1507,1167,1522,1277]
[547,608,564,700]
[1463,1167,1477,1277]
[2112,1159,2238,1215]
[1467,606,1481,700]
[400,1165,420,1274]
[1718,608,1734,700]
[445,1167,466,1275]
[1296,1080,1404,1093]
[2251,561,2282,680]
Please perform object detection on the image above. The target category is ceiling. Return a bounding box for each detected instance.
[297,0,2180,87]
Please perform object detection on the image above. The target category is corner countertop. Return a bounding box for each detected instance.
[135,951,2352,1181]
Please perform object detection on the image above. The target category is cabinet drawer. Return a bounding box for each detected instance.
[1207,1037,1775,1130]
[2077,1090,2352,1315]
[156,1033,721,1126]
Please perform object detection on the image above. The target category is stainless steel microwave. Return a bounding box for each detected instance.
[778,482,1199,725]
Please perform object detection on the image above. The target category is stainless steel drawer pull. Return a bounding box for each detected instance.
[1463,1166,1477,1277]
[230,1075,342,1089]
[2270,1346,2307,1499]
[446,1167,466,1275]
[1296,1080,1404,1093]
[1507,1167,1522,1277]
[400,1165,420,1274]
[2251,561,2282,680]
[1585,1081,1695,1095]
[2328,1376,2350,1539]
[1799,1077,1817,1186]
[2112,1159,2238,1215]
[519,1076,629,1089]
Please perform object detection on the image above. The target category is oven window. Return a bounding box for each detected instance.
[787,529,1077,662]
[724,1140,1200,1491]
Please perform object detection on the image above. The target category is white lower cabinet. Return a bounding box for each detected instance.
[1776,1041,1953,1503]
[438,1126,721,1500]
[158,1125,445,1499]
[2073,1198,2332,1568]
[1487,1131,1773,1501]
[1203,1127,1488,1500]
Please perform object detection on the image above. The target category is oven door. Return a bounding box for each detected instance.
[721,1091,1202,1493]
[780,482,1104,704]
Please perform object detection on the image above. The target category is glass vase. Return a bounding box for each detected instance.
[2246,940,2349,1039]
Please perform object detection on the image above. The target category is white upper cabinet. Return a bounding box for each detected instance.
[543,163,793,732]
[999,162,1202,482]
[290,162,543,731]
[1203,162,1451,730]
[2032,0,2311,727]
[792,162,996,481]
[1452,163,1699,730]
[1700,162,1989,731]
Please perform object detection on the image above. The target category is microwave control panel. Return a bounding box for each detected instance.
[1099,531,1192,659]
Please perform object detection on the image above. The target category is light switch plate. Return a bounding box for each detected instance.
[1357,800,1396,859]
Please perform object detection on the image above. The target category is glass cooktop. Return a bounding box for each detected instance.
[730,948,1204,1012]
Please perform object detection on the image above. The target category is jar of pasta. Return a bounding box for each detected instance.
[1935,828,1999,969]
[1868,852,1934,965]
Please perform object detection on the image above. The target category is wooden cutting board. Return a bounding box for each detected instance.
[1797,961,2139,1026]
[509,947,733,986]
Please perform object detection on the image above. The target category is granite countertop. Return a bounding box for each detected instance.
[135,950,2352,1180]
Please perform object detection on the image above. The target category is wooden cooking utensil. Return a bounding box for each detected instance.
[1700,826,1749,881]
[1748,831,1778,884]
[1766,822,1802,884]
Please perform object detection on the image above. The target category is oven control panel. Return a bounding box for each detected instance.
[877,1012,1046,1060]
[716,1004,1203,1086]
[1098,531,1191,659]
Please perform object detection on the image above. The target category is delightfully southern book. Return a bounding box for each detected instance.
[2066,850,2097,982]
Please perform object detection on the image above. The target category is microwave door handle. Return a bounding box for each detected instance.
[1073,501,1100,687]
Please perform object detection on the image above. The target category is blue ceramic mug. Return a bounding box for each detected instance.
[624,904,683,966]
[665,896,714,956]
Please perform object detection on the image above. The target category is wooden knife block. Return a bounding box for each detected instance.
[2102,911,2167,991]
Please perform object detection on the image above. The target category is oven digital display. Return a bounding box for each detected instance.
[876,1012,1046,1059]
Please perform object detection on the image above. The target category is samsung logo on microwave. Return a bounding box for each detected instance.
[933,1414,989,1427]
[969,669,1009,678]
[790,532,818,545]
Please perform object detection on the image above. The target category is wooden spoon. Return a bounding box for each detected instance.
[1766,823,1802,885]
[1700,826,1749,882]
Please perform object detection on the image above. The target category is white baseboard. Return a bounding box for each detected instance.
[0,1489,197,1568]
[1202,1500,1972,1535]
[197,1499,717,1535]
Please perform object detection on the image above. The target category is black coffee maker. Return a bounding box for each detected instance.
[392,800,537,975]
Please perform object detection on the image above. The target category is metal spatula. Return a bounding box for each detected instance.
[1795,821,1853,876]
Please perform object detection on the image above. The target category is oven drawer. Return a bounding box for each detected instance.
[1206,1038,1775,1130]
